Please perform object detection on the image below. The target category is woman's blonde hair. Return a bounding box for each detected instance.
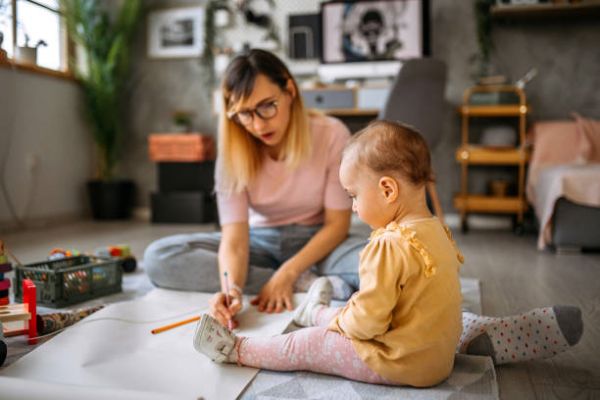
[217,49,311,194]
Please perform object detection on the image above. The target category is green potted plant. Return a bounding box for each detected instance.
[171,110,194,133]
[16,34,47,65]
[63,0,142,219]
[473,0,495,78]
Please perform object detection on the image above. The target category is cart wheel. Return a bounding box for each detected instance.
[461,219,469,234]
[514,224,525,236]
[0,339,7,367]
[121,257,137,273]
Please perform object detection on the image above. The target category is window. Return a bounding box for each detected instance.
[0,0,66,72]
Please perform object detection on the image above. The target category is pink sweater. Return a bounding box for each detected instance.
[216,114,352,227]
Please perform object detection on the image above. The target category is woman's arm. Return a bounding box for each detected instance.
[218,222,250,289]
[251,208,352,313]
[281,208,351,280]
[210,222,249,327]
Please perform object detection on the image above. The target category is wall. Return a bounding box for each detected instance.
[0,67,93,230]
[432,2,600,212]
[4,1,598,227]
[122,0,321,206]
[125,1,600,215]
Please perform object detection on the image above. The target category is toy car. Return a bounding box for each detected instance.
[94,245,137,273]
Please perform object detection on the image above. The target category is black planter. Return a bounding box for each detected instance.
[87,179,135,220]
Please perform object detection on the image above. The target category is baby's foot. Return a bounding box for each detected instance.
[460,305,583,365]
[328,275,355,300]
[193,314,238,363]
[293,277,333,327]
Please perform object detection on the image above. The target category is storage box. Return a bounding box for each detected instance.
[151,191,218,224]
[148,133,216,162]
[14,256,122,308]
[158,161,215,192]
[356,87,390,109]
[468,91,520,105]
[301,88,355,109]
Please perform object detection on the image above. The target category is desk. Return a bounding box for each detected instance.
[324,108,379,117]
[301,85,386,133]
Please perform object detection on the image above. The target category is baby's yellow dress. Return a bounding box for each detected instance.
[329,217,464,387]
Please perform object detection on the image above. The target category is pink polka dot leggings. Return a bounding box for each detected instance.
[235,305,571,381]
[236,306,393,385]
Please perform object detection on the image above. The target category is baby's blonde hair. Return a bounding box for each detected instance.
[344,120,433,186]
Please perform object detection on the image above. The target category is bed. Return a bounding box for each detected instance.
[526,114,600,251]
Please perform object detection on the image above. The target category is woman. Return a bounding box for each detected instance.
[145,49,365,325]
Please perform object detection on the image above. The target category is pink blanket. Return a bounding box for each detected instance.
[526,114,600,249]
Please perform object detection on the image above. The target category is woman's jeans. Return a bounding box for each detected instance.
[144,224,367,294]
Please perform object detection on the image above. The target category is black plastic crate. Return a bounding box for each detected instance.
[158,161,215,192]
[14,256,122,308]
[151,191,218,224]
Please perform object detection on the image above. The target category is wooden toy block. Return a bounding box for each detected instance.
[0,304,30,323]
[0,279,37,345]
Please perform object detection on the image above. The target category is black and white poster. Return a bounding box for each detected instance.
[321,0,425,63]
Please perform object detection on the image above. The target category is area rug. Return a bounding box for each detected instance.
[239,277,498,400]
[240,354,497,400]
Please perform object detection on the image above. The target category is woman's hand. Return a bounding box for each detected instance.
[209,289,243,329]
[250,267,296,313]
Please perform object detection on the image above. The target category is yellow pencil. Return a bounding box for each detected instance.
[151,315,200,334]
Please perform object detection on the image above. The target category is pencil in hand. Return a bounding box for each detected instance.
[223,271,234,330]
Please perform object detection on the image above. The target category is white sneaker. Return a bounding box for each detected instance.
[193,314,237,363]
[293,277,333,327]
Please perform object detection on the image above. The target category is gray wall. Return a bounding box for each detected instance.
[432,3,600,209]
[3,1,599,227]
[125,1,600,214]
[122,0,321,205]
[0,67,93,230]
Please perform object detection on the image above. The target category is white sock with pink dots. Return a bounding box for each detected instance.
[293,271,354,301]
[458,306,583,365]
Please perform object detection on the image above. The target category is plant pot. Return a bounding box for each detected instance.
[16,46,38,65]
[87,179,135,220]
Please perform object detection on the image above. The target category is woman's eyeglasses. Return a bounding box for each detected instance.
[227,95,282,126]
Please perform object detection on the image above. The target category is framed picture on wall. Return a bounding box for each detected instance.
[147,6,205,59]
[288,13,322,60]
[321,0,429,64]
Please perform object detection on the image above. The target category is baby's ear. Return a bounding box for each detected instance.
[378,176,399,203]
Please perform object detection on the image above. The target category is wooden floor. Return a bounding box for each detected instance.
[2,220,599,399]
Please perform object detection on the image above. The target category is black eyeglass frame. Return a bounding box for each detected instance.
[226,92,286,126]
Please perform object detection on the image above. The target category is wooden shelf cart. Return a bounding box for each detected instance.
[454,85,530,233]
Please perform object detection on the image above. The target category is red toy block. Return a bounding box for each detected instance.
[22,279,37,345]
[0,279,10,291]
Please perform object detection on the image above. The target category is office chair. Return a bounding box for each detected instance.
[378,58,447,223]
